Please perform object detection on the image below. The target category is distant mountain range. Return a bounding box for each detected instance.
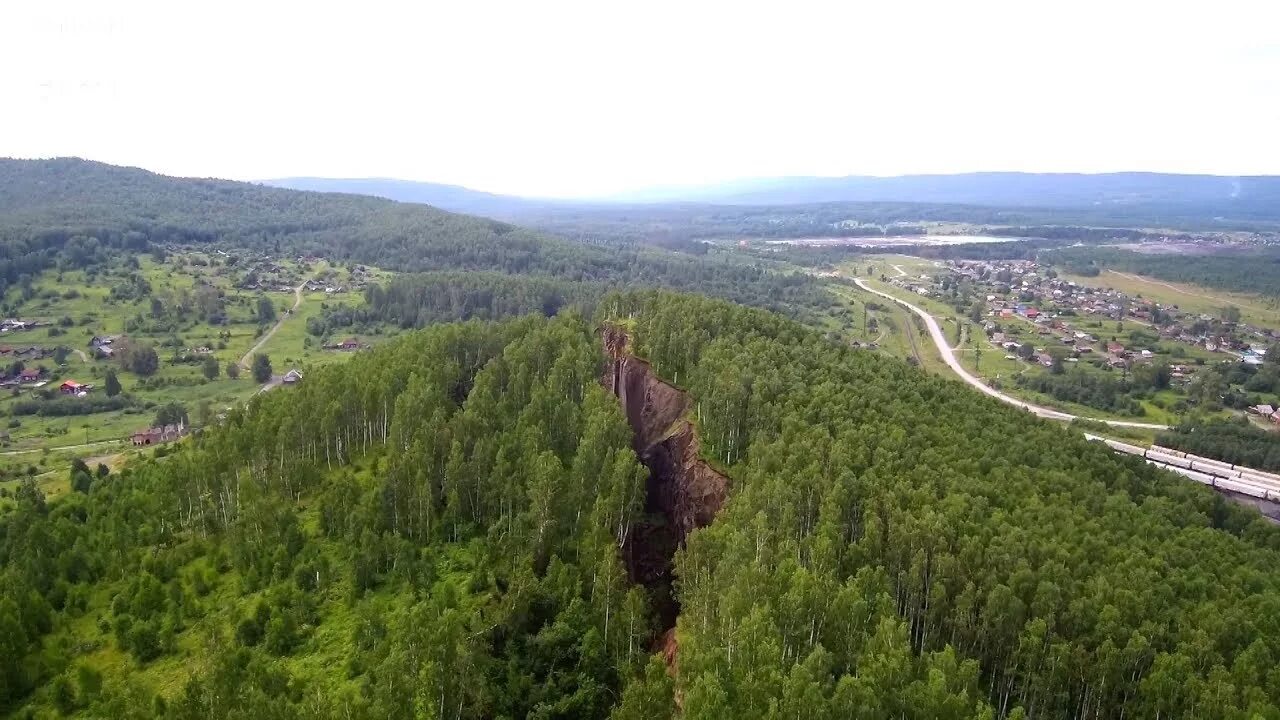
[261,177,568,217]
[265,172,1280,225]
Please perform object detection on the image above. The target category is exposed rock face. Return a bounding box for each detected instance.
[602,324,729,633]
[603,325,728,543]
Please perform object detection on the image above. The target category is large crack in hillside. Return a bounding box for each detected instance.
[602,325,729,665]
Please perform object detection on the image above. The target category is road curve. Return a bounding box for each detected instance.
[853,278,1170,430]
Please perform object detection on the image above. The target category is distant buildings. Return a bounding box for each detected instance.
[130,422,188,447]
[59,380,90,396]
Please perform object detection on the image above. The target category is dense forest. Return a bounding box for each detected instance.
[7,290,1280,717]
[1,314,659,717]
[1043,246,1280,298]
[309,272,604,335]
[310,269,827,337]
[1158,418,1280,472]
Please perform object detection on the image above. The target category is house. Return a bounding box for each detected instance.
[282,369,303,384]
[129,422,187,447]
[1251,404,1276,417]
[1106,341,1125,355]
[337,338,361,351]
[1024,308,1040,319]
[59,380,88,395]
[1140,349,1154,358]
[18,368,42,383]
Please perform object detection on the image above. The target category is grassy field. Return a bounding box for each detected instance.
[1061,269,1280,329]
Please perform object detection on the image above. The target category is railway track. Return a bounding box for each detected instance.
[1086,433,1280,501]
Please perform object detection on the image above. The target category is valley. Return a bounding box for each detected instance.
[10,4,1280,717]
[4,159,1280,719]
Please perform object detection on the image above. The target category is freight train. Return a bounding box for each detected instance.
[1084,434,1280,502]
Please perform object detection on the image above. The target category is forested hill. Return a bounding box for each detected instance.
[0,158,832,319]
[0,157,566,262]
[7,289,1280,717]
[262,176,555,218]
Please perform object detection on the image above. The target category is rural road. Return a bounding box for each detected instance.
[853,278,1170,430]
[239,278,308,369]
[0,438,124,456]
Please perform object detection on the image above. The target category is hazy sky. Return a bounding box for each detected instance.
[3,0,1278,197]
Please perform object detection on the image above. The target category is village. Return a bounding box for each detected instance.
[234,253,377,296]
[0,249,379,476]
[881,257,1280,423]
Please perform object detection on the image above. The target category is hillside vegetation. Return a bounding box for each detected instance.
[6,290,1280,718]
[0,158,832,320]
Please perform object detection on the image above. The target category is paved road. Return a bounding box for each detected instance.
[240,279,308,369]
[853,278,1170,430]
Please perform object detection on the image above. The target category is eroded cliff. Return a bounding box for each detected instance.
[602,324,729,634]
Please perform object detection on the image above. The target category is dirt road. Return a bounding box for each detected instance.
[0,439,124,456]
[853,278,1169,430]
[1110,271,1270,314]
[240,279,307,369]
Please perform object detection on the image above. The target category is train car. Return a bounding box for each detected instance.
[1242,468,1280,484]
[1239,470,1280,490]
[1188,456,1237,476]
[1188,459,1240,479]
[1217,476,1277,502]
[1150,445,1188,458]
[1148,461,1217,487]
[1103,439,1145,457]
[1146,450,1193,470]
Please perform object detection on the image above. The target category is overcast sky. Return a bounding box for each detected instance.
[2,0,1278,197]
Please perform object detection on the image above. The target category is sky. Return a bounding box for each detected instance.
[2,0,1278,198]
